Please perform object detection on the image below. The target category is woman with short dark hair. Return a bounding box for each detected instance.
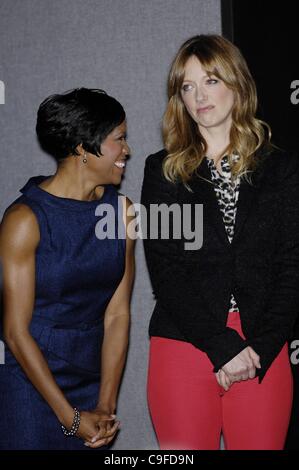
[141,35,299,450]
[0,88,134,450]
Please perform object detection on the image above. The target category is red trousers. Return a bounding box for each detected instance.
[147,312,293,450]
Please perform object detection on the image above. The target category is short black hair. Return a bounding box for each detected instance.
[36,88,126,161]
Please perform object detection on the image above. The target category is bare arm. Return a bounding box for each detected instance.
[0,204,112,443]
[86,196,135,448]
[0,204,74,428]
[98,196,135,412]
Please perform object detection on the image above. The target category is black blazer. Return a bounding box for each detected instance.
[141,147,299,382]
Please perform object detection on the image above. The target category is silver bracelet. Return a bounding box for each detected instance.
[61,408,81,436]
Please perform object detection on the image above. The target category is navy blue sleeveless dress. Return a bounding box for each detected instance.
[0,176,126,450]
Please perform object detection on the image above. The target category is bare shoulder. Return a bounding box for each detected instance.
[0,203,40,254]
[123,195,134,213]
[119,195,135,216]
[118,195,136,250]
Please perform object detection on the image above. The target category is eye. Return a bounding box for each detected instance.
[117,135,127,141]
[181,83,193,93]
[206,78,219,85]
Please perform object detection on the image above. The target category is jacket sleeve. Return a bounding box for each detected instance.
[249,152,299,380]
[141,153,248,372]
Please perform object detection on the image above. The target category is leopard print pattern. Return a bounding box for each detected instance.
[206,155,240,313]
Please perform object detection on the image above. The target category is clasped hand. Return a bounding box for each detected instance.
[215,346,261,391]
[76,407,120,449]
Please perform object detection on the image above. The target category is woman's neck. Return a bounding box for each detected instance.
[199,124,231,166]
[38,161,104,202]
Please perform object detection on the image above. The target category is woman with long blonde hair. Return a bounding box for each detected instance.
[141,35,299,450]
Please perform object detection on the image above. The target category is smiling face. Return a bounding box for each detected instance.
[180,56,235,135]
[86,120,130,185]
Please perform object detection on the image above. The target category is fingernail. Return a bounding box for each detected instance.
[84,443,90,447]
[91,437,97,443]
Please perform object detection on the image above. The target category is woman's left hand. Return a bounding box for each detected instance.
[84,406,120,448]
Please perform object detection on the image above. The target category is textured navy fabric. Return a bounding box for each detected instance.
[0,176,125,449]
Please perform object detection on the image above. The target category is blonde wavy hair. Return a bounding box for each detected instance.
[163,34,272,186]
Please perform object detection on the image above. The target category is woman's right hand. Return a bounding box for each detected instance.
[221,346,261,384]
[76,410,118,447]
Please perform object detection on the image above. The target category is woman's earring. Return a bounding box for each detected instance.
[83,151,87,164]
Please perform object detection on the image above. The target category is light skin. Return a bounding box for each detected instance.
[0,120,135,448]
[181,56,261,389]
[181,55,234,173]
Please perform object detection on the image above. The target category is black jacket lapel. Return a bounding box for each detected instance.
[191,157,264,246]
[232,179,258,244]
[190,158,230,246]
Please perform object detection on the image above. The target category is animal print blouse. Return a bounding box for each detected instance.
[206,155,240,313]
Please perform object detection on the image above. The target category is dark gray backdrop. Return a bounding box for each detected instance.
[0,0,221,449]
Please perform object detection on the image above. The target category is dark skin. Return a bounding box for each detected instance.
[0,126,135,447]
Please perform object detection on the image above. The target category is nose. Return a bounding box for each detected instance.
[123,141,130,156]
[195,85,208,103]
